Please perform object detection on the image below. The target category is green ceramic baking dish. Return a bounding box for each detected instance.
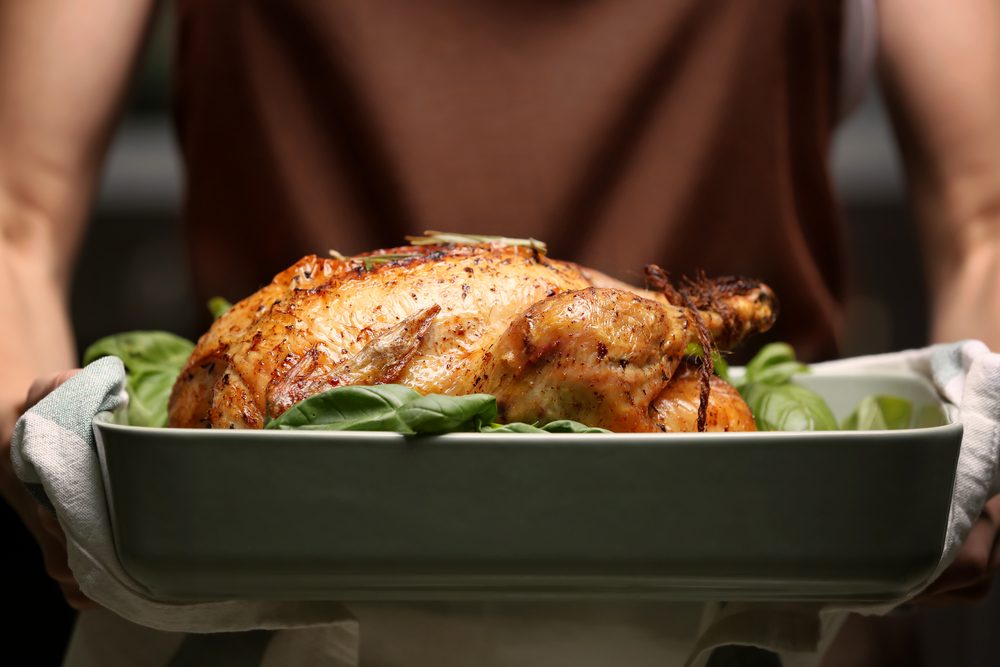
[93,371,962,603]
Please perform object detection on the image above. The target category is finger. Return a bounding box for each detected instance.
[967,495,1000,576]
[22,369,81,413]
[985,493,1000,518]
[915,578,993,605]
[33,511,76,587]
[913,496,1000,604]
[945,578,993,603]
[60,583,97,611]
[36,506,67,546]
[922,516,996,596]
[962,495,1000,578]
[34,513,95,609]
[37,530,76,586]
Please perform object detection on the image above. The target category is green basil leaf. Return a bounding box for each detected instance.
[83,331,195,427]
[267,383,608,435]
[914,404,948,428]
[123,368,181,427]
[83,331,194,371]
[841,395,914,430]
[683,343,731,383]
[396,393,498,433]
[266,384,421,432]
[744,343,798,383]
[480,419,609,433]
[741,381,838,431]
[712,353,731,384]
[480,422,548,433]
[208,297,233,320]
[537,420,611,433]
[750,360,810,386]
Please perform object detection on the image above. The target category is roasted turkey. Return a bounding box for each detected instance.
[168,242,777,432]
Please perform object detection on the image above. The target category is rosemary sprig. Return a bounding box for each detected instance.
[405,230,547,254]
[330,249,419,270]
[360,253,420,271]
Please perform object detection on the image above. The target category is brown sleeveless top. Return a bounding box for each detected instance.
[174,0,844,361]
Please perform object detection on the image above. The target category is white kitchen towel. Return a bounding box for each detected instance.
[10,342,1000,666]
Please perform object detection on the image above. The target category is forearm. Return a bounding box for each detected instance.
[878,0,1000,349]
[0,0,157,421]
[0,199,77,517]
[0,202,77,400]
[908,154,1000,348]
[0,0,156,511]
[877,0,1000,613]
[924,212,1000,349]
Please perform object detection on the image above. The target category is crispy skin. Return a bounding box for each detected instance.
[472,288,690,432]
[650,362,756,432]
[168,244,775,431]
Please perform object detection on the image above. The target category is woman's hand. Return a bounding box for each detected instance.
[1,370,96,610]
[912,493,1000,604]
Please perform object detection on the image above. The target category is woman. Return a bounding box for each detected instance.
[2,0,998,664]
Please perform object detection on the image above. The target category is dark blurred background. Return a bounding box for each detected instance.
[16,7,997,667]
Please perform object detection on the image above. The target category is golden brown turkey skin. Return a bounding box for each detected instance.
[170,245,593,428]
[168,244,775,431]
[650,362,756,432]
[473,288,690,432]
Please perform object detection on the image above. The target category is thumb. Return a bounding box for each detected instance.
[21,369,81,413]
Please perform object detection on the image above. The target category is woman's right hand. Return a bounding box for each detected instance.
[1,370,96,610]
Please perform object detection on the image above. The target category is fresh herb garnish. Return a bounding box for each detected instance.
[83,332,195,427]
[327,249,420,270]
[359,253,420,271]
[481,420,609,434]
[734,343,950,432]
[735,343,837,431]
[740,381,839,431]
[840,395,947,430]
[405,230,547,254]
[208,297,232,320]
[265,384,608,434]
[684,342,731,383]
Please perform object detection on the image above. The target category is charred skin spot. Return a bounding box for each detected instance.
[597,342,608,360]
